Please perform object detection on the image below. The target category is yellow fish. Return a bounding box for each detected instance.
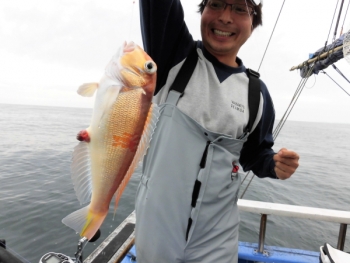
[62,41,157,240]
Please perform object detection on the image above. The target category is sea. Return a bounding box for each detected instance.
[1,103,350,263]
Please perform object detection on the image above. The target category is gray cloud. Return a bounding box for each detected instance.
[0,0,349,123]
[1,0,141,70]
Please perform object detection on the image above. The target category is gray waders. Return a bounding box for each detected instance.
[135,44,261,263]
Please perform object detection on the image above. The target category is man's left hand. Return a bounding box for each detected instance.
[273,148,299,180]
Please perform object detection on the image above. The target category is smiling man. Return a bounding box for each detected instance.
[134,0,300,262]
[200,0,258,66]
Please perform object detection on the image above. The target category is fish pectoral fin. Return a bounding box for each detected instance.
[77,83,99,97]
[71,142,92,205]
[62,206,107,240]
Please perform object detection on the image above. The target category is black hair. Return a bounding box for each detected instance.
[198,0,263,29]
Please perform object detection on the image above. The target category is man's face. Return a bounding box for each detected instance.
[201,0,254,66]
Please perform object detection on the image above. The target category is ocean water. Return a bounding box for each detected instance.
[1,103,350,263]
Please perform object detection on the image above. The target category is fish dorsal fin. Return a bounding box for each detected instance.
[71,141,92,205]
[113,103,160,213]
[77,83,99,97]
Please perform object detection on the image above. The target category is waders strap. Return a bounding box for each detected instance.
[245,68,261,133]
[169,42,198,95]
[168,42,261,133]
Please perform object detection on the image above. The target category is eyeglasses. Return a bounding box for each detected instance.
[207,0,256,16]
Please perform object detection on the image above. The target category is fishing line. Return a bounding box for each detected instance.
[128,0,136,41]
[257,0,286,72]
[0,240,32,263]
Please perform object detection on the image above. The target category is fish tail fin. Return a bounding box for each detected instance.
[113,103,160,212]
[62,206,107,240]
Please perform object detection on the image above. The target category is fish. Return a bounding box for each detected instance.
[62,41,158,240]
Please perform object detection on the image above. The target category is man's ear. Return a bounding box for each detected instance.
[250,24,254,34]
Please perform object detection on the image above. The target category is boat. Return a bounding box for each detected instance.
[82,4,350,262]
[1,2,349,263]
[83,199,350,263]
[2,198,350,263]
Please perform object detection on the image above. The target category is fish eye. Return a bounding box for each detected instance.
[144,61,157,74]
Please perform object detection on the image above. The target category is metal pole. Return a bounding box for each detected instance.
[258,214,267,253]
[337,223,347,251]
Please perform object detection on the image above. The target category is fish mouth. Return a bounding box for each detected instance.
[212,29,234,37]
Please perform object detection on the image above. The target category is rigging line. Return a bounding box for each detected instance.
[274,78,304,131]
[241,67,314,199]
[274,74,311,139]
[271,68,314,175]
[340,0,350,35]
[257,0,286,72]
[273,72,310,139]
[274,65,315,126]
[325,0,340,48]
[332,64,350,83]
[322,70,350,96]
[241,170,251,185]
[304,73,317,89]
[273,80,304,139]
[273,81,304,138]
[240,171,254,198]
[241,1,346,197]
[333,0,346,42]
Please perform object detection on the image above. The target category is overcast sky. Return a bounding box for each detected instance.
[1,0,349,124]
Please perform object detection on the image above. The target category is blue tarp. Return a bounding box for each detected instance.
[300,35,344,78]
[121,243,320,263]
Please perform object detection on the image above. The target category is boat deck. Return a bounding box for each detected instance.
[83,210,321,263]
[84,199,350,262]
[121,243,320,263]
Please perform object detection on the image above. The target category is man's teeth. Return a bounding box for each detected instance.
[213,29,232,36]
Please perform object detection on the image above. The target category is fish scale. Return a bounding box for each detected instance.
[92,89,150,206]
[62,42,157,240]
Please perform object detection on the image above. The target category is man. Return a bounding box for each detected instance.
[135,0,300,262]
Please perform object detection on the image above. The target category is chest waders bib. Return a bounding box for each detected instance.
[135,44,261,263]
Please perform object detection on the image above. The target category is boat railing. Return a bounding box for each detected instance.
[238,199,350,253]
[85,200,350,262]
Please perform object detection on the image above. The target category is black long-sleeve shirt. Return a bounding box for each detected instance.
[140,0,277,178]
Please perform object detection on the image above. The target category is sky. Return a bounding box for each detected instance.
[0,0,349,124]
